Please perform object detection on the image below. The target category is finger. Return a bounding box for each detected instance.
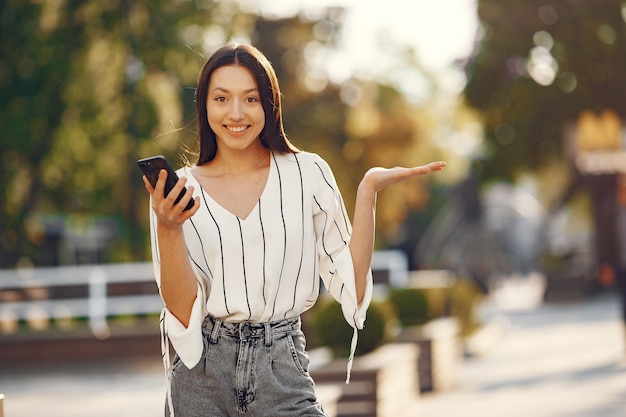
[181,196,201,219]
[154,169,168,198]
[176,185,195,211]
[165,176,188,206]
[142,175,155,193]
[416,161,446,171]
[410,161,447,175]
[175,194,200,222]
[387,162,446,183]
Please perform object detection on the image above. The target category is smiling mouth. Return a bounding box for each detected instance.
[227,126,248,133]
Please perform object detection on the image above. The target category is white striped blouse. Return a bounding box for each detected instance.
[150,151,373,370]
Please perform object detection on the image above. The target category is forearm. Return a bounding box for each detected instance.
[157,223,198,327]
[349,181,377,305]
[348,161,447,304]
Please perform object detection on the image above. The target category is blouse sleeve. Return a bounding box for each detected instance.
[149,203,206,369]
[312,156,373,331]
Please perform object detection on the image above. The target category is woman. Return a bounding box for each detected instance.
[143,43,446,417]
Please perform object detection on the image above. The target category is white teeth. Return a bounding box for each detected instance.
[227,126,247,133]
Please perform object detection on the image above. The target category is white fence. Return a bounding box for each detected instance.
[0,250,413,336]
[0,263,162,337]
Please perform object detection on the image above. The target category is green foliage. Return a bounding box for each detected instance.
[390,278,483,337]
[447,278,483,337]
[1,1,445,268]
[310,298,396,357]
[464,0,626,181]
[310,277,482,357]
[0,0,237,266]
[417,287,449,319]
[388,288,429,326]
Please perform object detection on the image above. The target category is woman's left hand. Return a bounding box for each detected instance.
[360,161,447,194]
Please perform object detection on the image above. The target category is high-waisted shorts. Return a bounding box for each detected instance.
[166,315,329,417]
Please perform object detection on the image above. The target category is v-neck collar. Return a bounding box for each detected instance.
[186,151,275,221]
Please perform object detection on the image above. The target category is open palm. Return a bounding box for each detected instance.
[363,161,447,193]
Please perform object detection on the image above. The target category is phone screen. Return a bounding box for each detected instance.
[137,155,194,211]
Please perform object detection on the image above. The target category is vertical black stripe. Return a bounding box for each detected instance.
[152,205,215,296]
[333,219,348,245]
[269,151,287,320]
[201,190,230,315]
[188,218,213,281]
[313,195,333,263]
[285,153,306,317]
[315,161,348,244]
[327,271,336,292]
[184,169,213,279]
[314,161,333,189]
[338,191,351,237]
[237,217,252,319]
[258,200,267,305]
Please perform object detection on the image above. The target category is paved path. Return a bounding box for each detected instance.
[1,292,625,417]
[0,358,165,417]
[409,291,626,417]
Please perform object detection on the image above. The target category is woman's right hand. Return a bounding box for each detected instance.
[143,169,200,229]
[143,169,200,327]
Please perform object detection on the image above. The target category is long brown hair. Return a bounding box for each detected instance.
[192,44,298,165]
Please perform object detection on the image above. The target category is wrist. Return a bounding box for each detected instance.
[157,220,184,236]
[357,180,378,206]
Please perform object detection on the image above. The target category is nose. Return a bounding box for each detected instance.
[228,100,244,121]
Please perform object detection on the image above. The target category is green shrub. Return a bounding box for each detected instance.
[388,276,483,337]
[388,288,429,326]
[447,278,483,337]
[310,298,395,357]
[420,287,448,318]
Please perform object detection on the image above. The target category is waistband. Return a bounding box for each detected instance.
[202,315,301,345]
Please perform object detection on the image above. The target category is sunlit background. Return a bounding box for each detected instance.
[2,0,626,416]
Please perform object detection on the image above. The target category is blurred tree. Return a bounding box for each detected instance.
[0,0,245,267]
[0,1,449,267]
[464,0,626,181]
[464,0,626,285]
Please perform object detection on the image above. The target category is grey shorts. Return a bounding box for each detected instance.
[167,316,329,417]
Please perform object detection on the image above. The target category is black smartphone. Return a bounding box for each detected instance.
[137,155,194,211]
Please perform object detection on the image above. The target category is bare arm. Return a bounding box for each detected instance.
[350,161,447,304]
[143,169,200,327]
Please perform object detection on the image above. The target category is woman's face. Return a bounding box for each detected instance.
[206,65,265,153]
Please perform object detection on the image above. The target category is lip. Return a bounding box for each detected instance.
[225,125,249,133]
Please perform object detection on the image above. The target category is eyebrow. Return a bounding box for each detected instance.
[210,87,259,94]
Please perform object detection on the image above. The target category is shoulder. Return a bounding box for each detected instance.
[274,151,330,170]
[175,165,193,176]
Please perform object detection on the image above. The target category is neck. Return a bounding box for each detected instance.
[212,146,270,175]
